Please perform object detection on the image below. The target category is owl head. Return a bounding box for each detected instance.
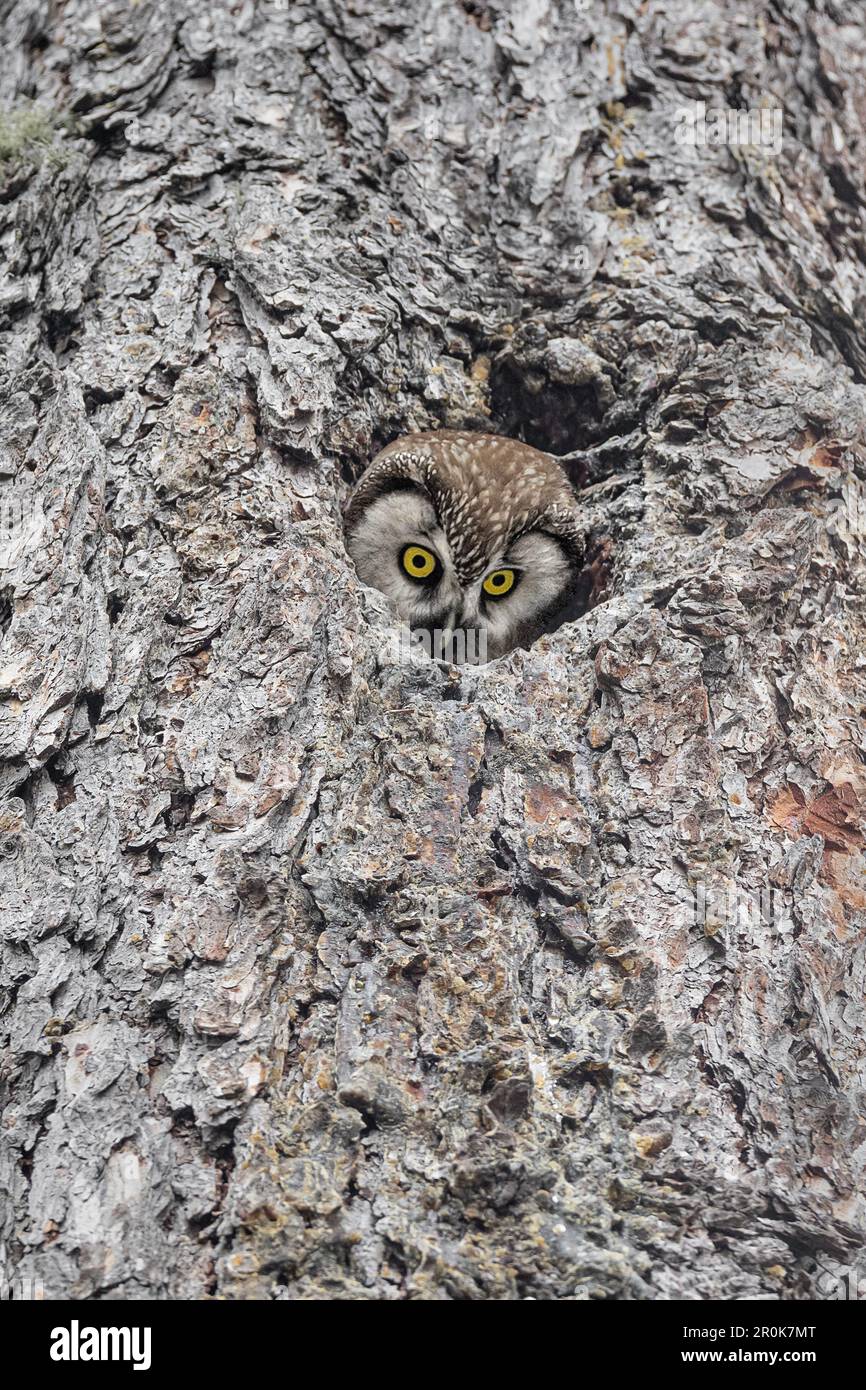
[344,430,584,661]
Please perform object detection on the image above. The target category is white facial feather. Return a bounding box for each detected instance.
[479,531,573,657]
[346,490,463,627]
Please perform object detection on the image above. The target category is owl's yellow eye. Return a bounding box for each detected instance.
[401,544,439,582]
[482,568,517,598]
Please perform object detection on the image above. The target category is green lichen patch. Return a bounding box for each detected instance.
[0,105,69,168]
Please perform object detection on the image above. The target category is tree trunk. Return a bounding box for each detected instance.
[1,0,864,1301]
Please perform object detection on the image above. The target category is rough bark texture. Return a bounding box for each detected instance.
[1,0,865,1301]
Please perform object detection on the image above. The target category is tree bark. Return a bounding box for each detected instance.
[1,0,864,1301]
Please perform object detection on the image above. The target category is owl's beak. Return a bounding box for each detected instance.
[432,601,487,664]
[435,610,458,660]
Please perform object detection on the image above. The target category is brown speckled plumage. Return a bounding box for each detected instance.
[345,430,582,584]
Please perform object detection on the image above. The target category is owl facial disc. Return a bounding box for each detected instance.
[344,430,584,661]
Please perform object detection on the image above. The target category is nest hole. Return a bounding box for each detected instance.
[489,359,607,457]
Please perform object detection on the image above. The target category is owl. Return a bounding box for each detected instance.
[344,430,584,661]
